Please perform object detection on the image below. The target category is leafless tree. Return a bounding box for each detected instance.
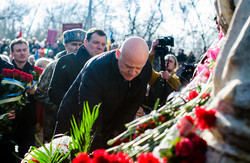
[0,0,217,57]
[84,0,108,30]
[169,0,217,55]
[141,0,164,42]
[0,0,31,39]
[32,1,87,41]
[123,0,141,38]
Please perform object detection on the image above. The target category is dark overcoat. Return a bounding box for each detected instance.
[49,45,92,106]
[55,50,152,150]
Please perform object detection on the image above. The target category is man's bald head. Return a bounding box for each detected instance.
[116,36,149,81]
[119,36,149,61]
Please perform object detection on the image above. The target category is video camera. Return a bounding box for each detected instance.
[155,36,174,71]
[155,36,174,56]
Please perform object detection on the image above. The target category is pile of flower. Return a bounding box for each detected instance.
[73,150,161,163]
[0,68,33,137]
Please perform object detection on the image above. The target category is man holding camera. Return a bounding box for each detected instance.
[145,39,181,108]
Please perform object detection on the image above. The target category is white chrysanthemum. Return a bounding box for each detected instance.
[30,136,72,157]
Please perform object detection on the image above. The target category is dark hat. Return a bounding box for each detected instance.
[63,29,86,44]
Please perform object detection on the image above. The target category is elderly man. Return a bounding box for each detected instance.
[34,28,85,142]
[55,36,152,151]
[55,28,85,59]
[49,27,107,107]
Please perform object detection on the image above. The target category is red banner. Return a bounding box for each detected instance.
[62,23,83,34]
[46,30,58,46]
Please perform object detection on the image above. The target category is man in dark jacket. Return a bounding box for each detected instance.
[176,48,187,64]
[49,27,107,106]
[9,38,36,158]
[0,57,13,72]
[55,36,152,151]
[0,57,16,162]
[34,28,85,142]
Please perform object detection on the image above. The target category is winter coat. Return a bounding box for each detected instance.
[11,60,37,127]
[34,61,58,141]
[0,57,13,73]
[55,50,152,150]
[177,53,188,63]
[49,45,92,106]
[34,50,68,141]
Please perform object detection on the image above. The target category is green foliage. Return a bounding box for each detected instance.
[25,135,70,163]
[70,101,100,157]
[23,101,100,162]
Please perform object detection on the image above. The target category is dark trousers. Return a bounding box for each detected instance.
[0,138,18,163]
[14,125,35,159]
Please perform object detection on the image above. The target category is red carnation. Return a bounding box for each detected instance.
[195,106,216,130]
[109,152,133,163]
[175,137,194,157]
[137,153,160,163]
[136,123,148,133]
[93,149,110,163]
[6,69,13,77]
[33,66,39,71]
[13,69,20,78]
[38,69,43,75]
[34,66,43,75]
[27,74,33,83]
[113,137,130,146]
[1,68,8,77]
[133,133,140,139]
[148,120,156,128]
[204,70,210,79]
[177,115,194,136]
[30,158,40,163]
[158,115,167,122]
[186,90,199,101]
[183,150,206,163]
[201,93,210,99]
[20,72,28,82]
[191,134,207,153]
[73,152,92,163]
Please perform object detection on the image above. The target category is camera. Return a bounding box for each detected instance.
[155,36,174,55]
[158,36,174,47]
[155,36,174,71]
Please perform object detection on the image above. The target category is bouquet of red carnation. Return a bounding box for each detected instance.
[32,66,43,81]
[0,68,33,138]
[28,66,43,90]
[161,132,207,163]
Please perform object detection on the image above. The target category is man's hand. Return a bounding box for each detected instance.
[136,107,145,118]
[161,71,171,80]
[26,87,36,95]
[8,110,15,120]
[149,39,159,56]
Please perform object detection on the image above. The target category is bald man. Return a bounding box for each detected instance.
[55,36,152,150]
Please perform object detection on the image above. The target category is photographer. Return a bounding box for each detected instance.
[145,39,181,108]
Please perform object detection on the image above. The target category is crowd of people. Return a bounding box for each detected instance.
[0,27,199,162]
